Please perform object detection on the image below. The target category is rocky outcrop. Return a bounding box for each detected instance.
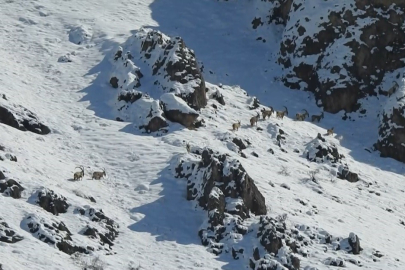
[76,206,119,249]
[174,147,367,269]
[305,133,344,164]
[375,98,405,162]
[21,214,89,255]
[270,0,405,113]
[0,96,50,135]
[0,179,24,199]
[0,218,23,243]
[136,29,207,110]
[160,93,204,129]
[108,28,209,131]
[36,188,69,216]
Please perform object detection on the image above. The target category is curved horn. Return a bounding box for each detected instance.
[303,109,308,114]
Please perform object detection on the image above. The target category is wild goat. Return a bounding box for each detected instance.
[327,127,334,136]
[186,143,191,153]
[92,168,106,180]
[311,112,324,123]
[295,109,309,121]
[276,106,288,119]
[250,113,260,127]
[261,107,274,120]
[73,166,85,181]
[232,120,241,131]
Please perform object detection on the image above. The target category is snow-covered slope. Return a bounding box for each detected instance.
[1,0,405,270]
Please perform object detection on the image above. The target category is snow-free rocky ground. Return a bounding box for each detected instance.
[1,0,405,269]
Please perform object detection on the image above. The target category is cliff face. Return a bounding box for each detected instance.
[251,0,405,163]
[274,0,405,113]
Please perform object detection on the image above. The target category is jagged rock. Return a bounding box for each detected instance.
[22,214,89,255]
[249,97,260,110]
[36,188,69,215]
[177,148,267,218]
[161,93,203,129]
[112,29,207,110]
[0,179,24,199]
[0,171,5,180]
[232,137,249,151]
[83,226,114,247]
[212,90,225,105]
[305,134,344,163]
[337,165,359,183]
[0,103,50,135]
[376,102,405,163]
[274,0,405,113]
[0,218,24,243]
[349,233,361,255]
[76,206,119,248]
[207,187,225,227]
[116,94,168,132]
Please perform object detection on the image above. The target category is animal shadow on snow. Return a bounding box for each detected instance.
[128,155,246,270]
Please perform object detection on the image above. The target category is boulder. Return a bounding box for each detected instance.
[116,94,168,133]
[348,232,361,255]
[305,134,344,163]
[0,104,50,135]
[338,165,359,183]
[0,179,24,199]
[36,188,69,215]
[161,93,203,129]
[76,206,119,248]
[0,218,24,243]
[22,214,89,255]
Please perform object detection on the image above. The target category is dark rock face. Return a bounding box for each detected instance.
[176,148,267,256]
[375,105,405,163]
[273,0,405,113]
[174,147,368,269]
[163,109,200,129]
[0,171,4,180]
[0,179,24,199]
[22,214,89,255]
[138,29,207,110]
[36,189,69,215]
[177,149,267,218]
[0,103,50,135]
[0,218,23,243]
[76,207,119,249]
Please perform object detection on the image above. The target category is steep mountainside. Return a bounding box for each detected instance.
[1,0,405,270]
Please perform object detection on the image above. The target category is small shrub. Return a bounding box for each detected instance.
[81,256,105,270]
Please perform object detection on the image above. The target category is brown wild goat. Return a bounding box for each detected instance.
[92,168,106,180]
[295,109,309,121]
[276,106,288,119]
[311,112,324,123]
[250,113,260,127]
[232,120,241,131]
[73,166,85,181]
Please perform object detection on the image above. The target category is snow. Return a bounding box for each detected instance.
[160,93,197,114]
[0,0,405,270]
